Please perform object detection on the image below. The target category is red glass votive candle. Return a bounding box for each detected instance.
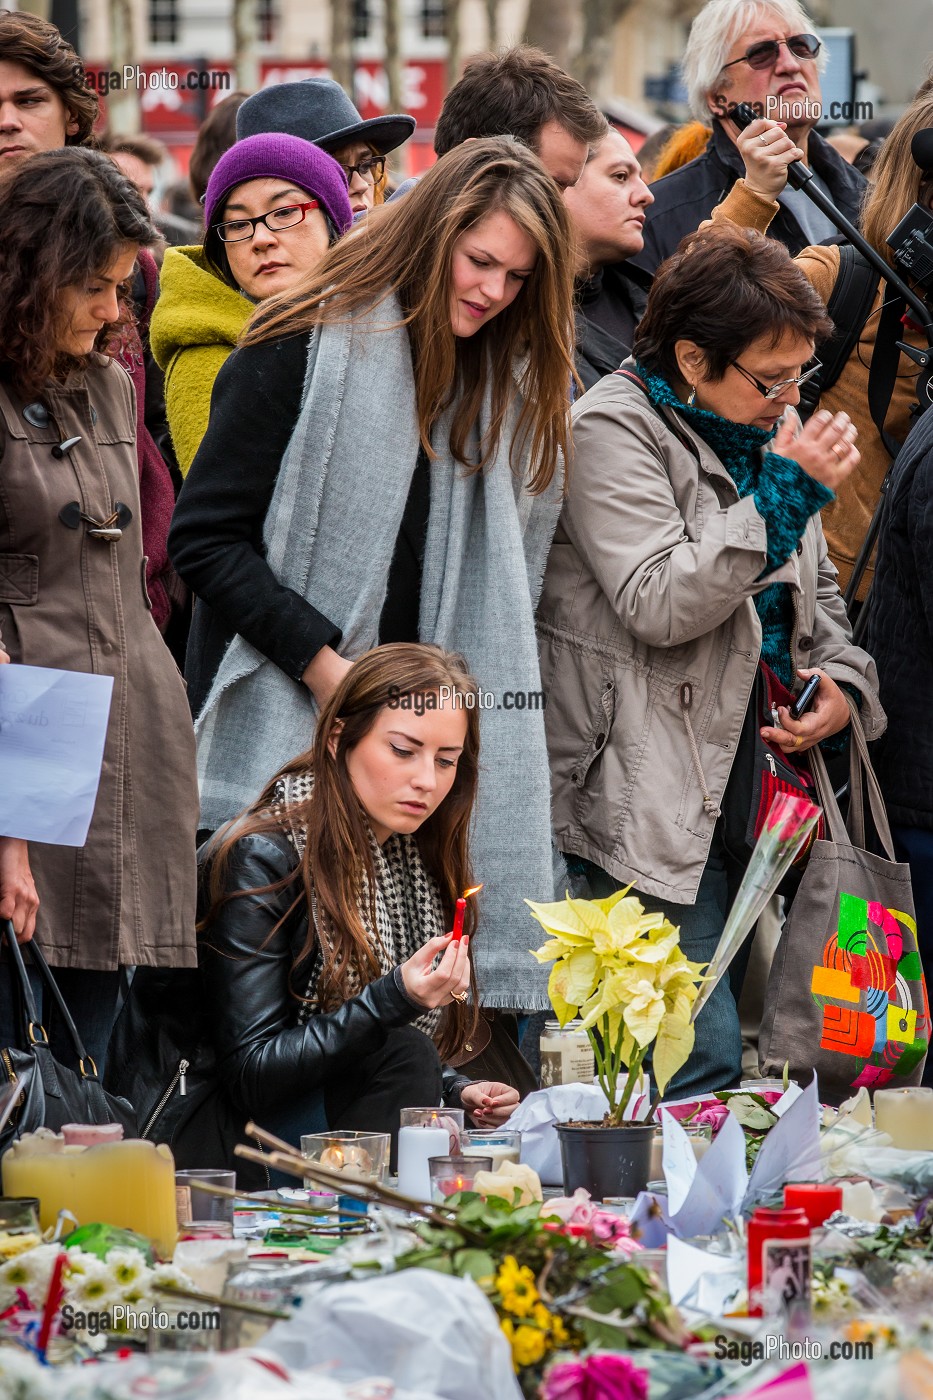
[747,1206,811,1318]
[784,1182,843,1230]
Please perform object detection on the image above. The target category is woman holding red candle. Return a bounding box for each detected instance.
[168,137,576,1019]
[162,645,521,1180]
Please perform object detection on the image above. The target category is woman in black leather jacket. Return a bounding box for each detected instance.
[197,643,520,1161]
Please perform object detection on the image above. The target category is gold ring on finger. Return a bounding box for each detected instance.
[450,991,468,1003]
[793,735,803,749]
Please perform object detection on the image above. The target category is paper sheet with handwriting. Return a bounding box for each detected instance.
[0,664,113,847]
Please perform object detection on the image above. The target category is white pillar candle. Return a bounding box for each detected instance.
[396,1126,451,1202]
[874,1086,933,1150]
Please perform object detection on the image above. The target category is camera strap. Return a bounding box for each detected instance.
[798,244,880,420]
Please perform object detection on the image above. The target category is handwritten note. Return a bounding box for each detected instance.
[0,664,113,846]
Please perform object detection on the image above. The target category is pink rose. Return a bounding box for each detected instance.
[542,1353,650,1400]
[759,1091,784,1105]
[545,1189,598,1228]
[693,1102,730,1133]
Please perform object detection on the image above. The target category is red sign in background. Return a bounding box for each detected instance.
[86,59,446,172]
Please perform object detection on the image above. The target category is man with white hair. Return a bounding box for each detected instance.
[635,0,864,274]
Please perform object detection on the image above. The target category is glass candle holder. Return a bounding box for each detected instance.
[428,1154,492,1203]
[397,1108,464,1203]
[460,1129,521,1170]
[874,1086,933,1150]
[175,1169,236,1229]
[0,1197,42,1260]
[300,1131,390,1185]
[177,1219,234,1240]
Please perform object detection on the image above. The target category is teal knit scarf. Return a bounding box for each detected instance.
[635,365,796,686]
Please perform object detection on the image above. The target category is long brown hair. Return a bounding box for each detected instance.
[241,136,576,494]
[861,92,933,268]
[200,643,482,1059]
[0,149,157,399]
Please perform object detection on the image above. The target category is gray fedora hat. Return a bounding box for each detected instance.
[236,77,415,156]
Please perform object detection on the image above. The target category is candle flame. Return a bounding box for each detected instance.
[462,884,484,900]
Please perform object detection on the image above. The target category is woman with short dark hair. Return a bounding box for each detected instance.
[538,224,884,1095]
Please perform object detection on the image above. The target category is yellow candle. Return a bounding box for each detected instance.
[874,1086,933,1150]
[2,1137,178,1258]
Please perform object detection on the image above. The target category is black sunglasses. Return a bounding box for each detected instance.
[721,33,821,72]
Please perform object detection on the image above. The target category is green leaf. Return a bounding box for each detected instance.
[451,1248,496,1282]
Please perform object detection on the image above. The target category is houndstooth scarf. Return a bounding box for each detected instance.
[271,772,444,1037]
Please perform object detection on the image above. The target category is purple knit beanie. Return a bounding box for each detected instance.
[204,132,352,237]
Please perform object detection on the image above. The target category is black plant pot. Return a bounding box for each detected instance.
[556,1121,655,1199]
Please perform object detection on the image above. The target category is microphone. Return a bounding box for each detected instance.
[911,128,933,172]
[729,102,811,189]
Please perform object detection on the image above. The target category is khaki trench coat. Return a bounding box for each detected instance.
[0,357,197,969]
[537,369,885,905]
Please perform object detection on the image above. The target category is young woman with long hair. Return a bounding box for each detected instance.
[195,644,519,1163]
[0,148,198,1068]
[169,135,578,1014]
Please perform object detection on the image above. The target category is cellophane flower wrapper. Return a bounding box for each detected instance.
[691,793,821,1019]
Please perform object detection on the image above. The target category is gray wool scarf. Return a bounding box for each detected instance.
[195,292,561,1008]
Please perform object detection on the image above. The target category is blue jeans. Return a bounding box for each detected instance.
[0,961,121,1076]
[893,825,933,1088]
[566,833,745,1098]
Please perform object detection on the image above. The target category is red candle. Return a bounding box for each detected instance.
[784,1182,843,1230]
[36,1250,67,1356]
[452,884,483,940]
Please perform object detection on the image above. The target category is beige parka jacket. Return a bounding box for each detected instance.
[0,357,198,969]
[537,367,885,905]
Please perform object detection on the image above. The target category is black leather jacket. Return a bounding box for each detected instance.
[197,830,470,1114]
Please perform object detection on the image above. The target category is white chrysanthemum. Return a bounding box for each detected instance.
[0,1243,61,1309]
[66,1258,121,1311]
[120,1281,151,1307]
[64,1246,95,1276]
[105,1246,151,1288]
[151,1262,196,1291]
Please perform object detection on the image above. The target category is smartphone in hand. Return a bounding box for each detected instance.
[789,673,821,721]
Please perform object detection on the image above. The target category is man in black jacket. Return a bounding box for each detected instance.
[634,0,865,276]
[564,125,654,391]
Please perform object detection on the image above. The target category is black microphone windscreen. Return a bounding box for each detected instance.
[911,128,933,172]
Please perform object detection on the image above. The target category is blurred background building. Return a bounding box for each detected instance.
[15,0,933,175]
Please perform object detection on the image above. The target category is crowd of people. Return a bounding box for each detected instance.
[0,0,929,1174]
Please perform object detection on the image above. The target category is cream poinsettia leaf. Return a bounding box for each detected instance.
[621,980,666,1046]
[524,898,595,945]
[653,1012,696,1095]
[530,938,574,964]
[552,948,601,1007]
[547,968,579,1028]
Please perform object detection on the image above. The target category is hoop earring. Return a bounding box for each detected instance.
[687,385,697,407]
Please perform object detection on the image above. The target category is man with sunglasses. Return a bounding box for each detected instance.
[634,0,864,277]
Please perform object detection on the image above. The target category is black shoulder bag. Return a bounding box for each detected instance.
[0,920,137,1150]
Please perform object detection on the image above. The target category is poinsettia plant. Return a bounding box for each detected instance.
[527,890,707,1125]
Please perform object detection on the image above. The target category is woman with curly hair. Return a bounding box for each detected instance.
[0,148,198,1069]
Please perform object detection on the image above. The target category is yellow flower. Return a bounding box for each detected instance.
[496,1255,539,1317]
[511,1323,548,1367]
[549,1313,571,1345]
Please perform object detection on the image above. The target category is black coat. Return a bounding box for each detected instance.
[632,122,866,276]
[574,262,652,393]
[864,405,933,830]
[168,333,341,718]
